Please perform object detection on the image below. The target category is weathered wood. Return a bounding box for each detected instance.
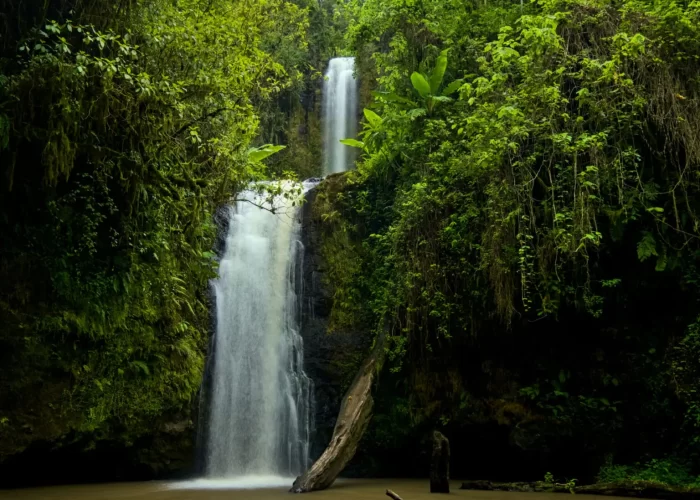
[290,330,387,493]
[386,489,404,500]
[461,480,542,492]
[460,480,700,499]
[430,430,450,493]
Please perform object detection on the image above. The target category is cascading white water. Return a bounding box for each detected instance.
[174,55,359,491]
[199,183,314,486]
[323,57,359,175]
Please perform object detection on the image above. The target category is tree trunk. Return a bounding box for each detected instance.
[386,490,404,500]
[430,430,450,493]
[291,330,387,493]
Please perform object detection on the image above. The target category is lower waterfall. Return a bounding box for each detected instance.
[191,182,315,488]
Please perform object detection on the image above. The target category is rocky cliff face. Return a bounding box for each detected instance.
[299,184,371,463]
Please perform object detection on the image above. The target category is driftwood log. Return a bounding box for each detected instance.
[386,489,404,500]
[290,330,387,493]
[460,480,700,499]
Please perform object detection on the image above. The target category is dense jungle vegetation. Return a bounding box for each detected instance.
[0,0,343,482]
[318,0,700,486]
[4,0,700,490]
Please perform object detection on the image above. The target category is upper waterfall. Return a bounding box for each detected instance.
[323,57,359,175]
[196,182,315,486]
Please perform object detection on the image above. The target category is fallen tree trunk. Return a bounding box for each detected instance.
[460,480,563,493]
[386,490,404,500]
[460,480,700,499]
[291,330,387,493]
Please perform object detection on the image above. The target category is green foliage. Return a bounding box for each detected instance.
[0,0,310,459]
[342,0,700,366]
[340,138,366,149]
[312,174,369,331]
[411,72,431,98]
[406,50,459,114]
[598,458,700,487]
[429,50,448,95]
[315,0,700,478]
[248,144,287,163]
[671,315,700,447]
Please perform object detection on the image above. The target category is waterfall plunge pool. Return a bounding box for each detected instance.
[168,475,295,490]
[0,478,628,500]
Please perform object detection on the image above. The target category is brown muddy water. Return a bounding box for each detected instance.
[0,479,625,500]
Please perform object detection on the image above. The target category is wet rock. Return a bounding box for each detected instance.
[430,431,450,493]
[299,184,372,463]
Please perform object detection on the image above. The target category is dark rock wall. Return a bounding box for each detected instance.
[0,420,195,488]
[299,185,371,463]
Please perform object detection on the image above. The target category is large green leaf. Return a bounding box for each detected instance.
[130,360,150,376]
[248,144,286,162]
[430,50,448,94]
[363,108,383,128]
[431,95,453,103]
[371,90,415,105]
[637,231,658,262]
[407,108,427,119]
[411,72,431,98]
[340,138,365,149]
[442,78,463,96]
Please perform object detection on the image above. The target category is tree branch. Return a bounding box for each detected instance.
[386,490,404,500]
[171,107,232,139]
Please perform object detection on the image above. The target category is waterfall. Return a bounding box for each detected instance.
[323,57,358,175]
[194,182,314,487]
